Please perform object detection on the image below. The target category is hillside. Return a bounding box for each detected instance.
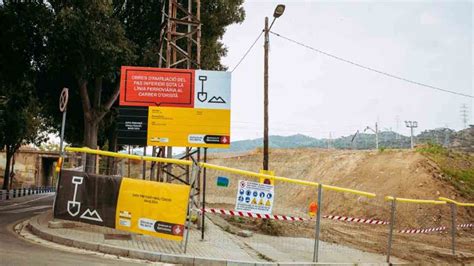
[450,126,474,152]
[209,126,473,153]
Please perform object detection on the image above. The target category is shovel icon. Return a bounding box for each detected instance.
[67,176,83,217]
[197,76,208,102]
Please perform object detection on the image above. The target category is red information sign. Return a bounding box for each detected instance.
[119,66,194,107]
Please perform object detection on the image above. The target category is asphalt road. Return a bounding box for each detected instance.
[0,193,154,265]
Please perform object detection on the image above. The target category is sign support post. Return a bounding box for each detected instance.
[201,148,207,240]
[53,87,69,214]
[183,161,200,253]
[59,88,68,157]
[57,87,69,172]
[386,197,397,263]
[142,146,146,179]
[312,184,322,262]
[450,203,457,255]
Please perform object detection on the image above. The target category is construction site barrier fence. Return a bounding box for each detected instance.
[61,147,473,263]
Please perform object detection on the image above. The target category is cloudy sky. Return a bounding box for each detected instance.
[221,0,473,141]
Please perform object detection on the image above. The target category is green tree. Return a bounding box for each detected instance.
[36,1,245,172]
[201,0,245,70]
[38,1,136,170]
[0,2,50,189]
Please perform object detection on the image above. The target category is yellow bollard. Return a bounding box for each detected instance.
[55,157,63,173]
[259,170,275,185]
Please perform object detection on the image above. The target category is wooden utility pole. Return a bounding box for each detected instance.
[262,5,285,170]
[263,17,269,171]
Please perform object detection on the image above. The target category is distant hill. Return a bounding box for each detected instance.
[450,125,474,152]
[209,127,473,153]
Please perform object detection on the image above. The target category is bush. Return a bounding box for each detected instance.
[258,219,282,236]
[416,142,447,155]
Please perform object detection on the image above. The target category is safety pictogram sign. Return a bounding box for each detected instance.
[235,180,274,215]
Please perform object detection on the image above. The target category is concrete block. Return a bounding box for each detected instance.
[98,244,129,257]
[160,253,194,265]
[193,256,227,266]
[128,249,162,262]
[72,240,99,251]
[237,230,253,237]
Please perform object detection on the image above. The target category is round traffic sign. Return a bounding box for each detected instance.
[59,87,69,112]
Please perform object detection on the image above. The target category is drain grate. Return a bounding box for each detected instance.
[104,233,132,240]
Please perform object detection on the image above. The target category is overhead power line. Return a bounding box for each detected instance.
[270,31,473,99]
[231,30,264,73]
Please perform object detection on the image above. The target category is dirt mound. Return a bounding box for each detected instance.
[204,148,474,263]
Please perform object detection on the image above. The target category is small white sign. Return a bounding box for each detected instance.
[138,218,156,232]
[188,134,205,144]
[235,180,274,215]
[119,219,131,227]
[194,70,231,110]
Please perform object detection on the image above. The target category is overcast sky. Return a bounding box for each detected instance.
[221,0,473,141]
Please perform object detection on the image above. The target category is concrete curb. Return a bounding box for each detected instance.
[26,213,377,266]
[26,213,298,265]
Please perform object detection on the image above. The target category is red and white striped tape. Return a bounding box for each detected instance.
[198,208,473,233]
[323,215,389,225]
[397,223,473,234]
[457,223,474,229]
[200,208,307,221]
[398,226,447,234]
[198,208,388,225]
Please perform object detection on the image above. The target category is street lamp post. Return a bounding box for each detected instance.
[405,121,418,149]
[263,4,285,171]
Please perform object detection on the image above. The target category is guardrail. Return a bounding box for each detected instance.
[65,147,376,198]
[384,196,447,205]
[438,197,474,207]
[0,187,56,201]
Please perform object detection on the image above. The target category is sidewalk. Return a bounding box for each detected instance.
[27,211,399,265]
